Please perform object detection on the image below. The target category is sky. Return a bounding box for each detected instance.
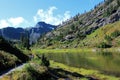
[0,0,104,28]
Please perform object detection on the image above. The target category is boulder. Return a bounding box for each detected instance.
[64,35,75,40]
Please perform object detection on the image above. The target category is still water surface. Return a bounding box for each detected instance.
[44,51,120,76]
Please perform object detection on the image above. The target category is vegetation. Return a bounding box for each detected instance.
[1,55,96,80]
[20,31,30,50]
[2,52,120,80]
[105,0,113,5]
[97,42,112,48]
[50,61,120,80]
[35,21,120,49]
[111,30,120,38]
[35,0,120,49]
[1,0,120,80]
[0,37,29,62]
[1,64,50,80]
[0,50,20,73]
[32,48,93,54]
[0,36,29,73]
[79,21,120,48]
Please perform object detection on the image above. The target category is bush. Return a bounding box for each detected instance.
[105,0,113,5]
[41,54,50,67]
[111,30,120,38]
[0,36,29,62]
[104,35,112,41]
[21,64,50,80]
[97,42,112,48]
[117,0,120,6]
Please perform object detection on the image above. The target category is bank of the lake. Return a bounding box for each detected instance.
[50,61,120,80]
[32,48,120,79]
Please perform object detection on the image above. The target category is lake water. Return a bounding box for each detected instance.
[44,51,120,76]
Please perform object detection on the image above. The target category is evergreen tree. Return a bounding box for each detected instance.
[20,31,30,50]
[41,54,50,67]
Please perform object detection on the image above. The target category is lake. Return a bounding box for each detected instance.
[43,50,120,76]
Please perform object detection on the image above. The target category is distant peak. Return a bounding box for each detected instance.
[37,22,46,25]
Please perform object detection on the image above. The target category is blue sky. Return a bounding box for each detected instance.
[0,0,104,28]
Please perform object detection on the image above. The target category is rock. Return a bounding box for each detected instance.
[95,18,101,23]
[98,23,104,27]
[117,7,120,20]
[64,35,75,40]
[45,32,54,38]
[109,13,119,23]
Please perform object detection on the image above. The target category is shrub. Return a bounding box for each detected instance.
[111,30,120,38]
[117,0,120,6]
[97,42,112,48]
[41,54,50,67]
[79,20,83,25]
[105,0,113,5]
[104,35,112,41]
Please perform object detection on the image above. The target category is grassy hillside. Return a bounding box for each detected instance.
[79,21,120,48]
[0,37,29,62]
[0,50,20,73]
[35,0,120,49]
[35,21,120,49]
[0,37,29,73]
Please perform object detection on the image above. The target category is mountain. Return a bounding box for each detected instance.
[0,27,24,40]
[36,0,120,49]
[29,22,57,44]
[0,22,57,43]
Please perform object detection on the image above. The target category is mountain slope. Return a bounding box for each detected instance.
[0,37,29,62]
[0,27,24,40]
[0,37,29,73]
[29,22,57,44]
[0,22,57,43]
[79,21,120,48]
[36,0,120,49]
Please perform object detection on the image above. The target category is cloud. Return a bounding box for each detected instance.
[33,6,71,25]
[0,17,26,28]
[8,17,25,26]
[0,6,71,28]
[0,20,10,28]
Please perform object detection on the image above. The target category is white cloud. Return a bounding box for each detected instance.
[0,20,10,28]
[8,17,25,26]
[63,11,71,21]
[33,6,71,25]
[0,17,26,28]
[0,6,71,28]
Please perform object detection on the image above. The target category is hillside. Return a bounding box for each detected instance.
[79,21,120,48]
[0,37,29,73]
[36,0,120,49]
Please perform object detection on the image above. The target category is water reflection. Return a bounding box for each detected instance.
[44,51,120,76]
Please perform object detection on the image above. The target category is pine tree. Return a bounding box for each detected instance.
[20,31,30,50]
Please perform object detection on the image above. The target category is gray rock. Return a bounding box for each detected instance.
[64,35,75,40]
[109,13,119,23]
[45,32,54,38]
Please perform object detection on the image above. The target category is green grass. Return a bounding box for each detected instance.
[32,48,94,54]
[1,63,48,80]
[0,50,20,72]
[80,21,120,47]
